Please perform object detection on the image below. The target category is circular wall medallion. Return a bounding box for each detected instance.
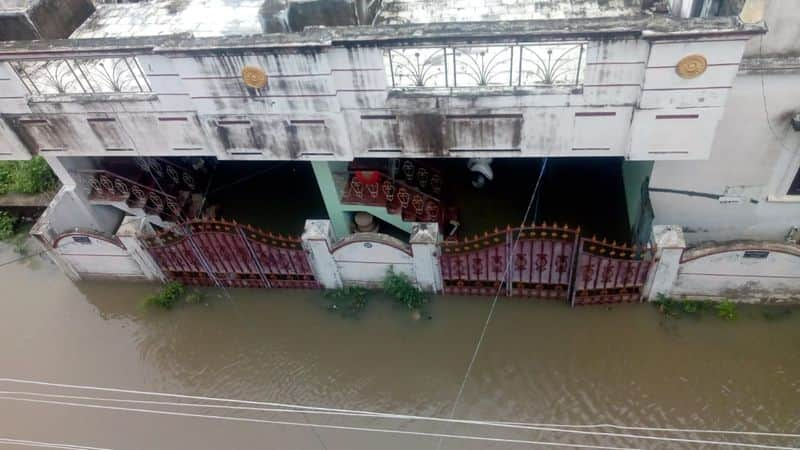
[241,66,268,89]
[676,54,708,79]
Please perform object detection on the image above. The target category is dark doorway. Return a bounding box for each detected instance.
[203,161,327,235]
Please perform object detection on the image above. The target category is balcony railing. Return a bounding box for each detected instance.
[10,56,151,96]
[384,42,586,89]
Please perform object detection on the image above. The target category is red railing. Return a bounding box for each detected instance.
[341,171,442,223]
[140,219,317,289]
[76,169,184,220]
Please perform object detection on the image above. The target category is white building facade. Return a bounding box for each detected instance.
[0,0,796,302]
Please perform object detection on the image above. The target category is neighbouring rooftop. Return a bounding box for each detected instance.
[71,0,265,39]
[377,0,643,24]
[69,0,646,40]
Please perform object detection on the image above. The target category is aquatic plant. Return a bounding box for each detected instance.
[324,286,371,317]
[383,268,427,310]
[653,293,681,317]
[653,294,721,319]
[141,282,186,310]
[715,300,737,320]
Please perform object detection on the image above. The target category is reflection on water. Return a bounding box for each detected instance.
[0,242,799,449]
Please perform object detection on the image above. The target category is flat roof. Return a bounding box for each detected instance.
[71,0,265,39]
[70,0,645,40]
[377,0,643,24]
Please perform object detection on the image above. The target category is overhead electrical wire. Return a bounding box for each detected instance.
[0,389,796,450]
[0,437,113,450]
[0,395,641,450]
[0,394,797,450]
[0,380,796,440]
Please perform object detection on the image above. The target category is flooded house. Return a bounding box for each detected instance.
[0,0,798,304]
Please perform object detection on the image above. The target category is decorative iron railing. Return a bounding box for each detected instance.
[76,169,182,219]
[341,171,442,223]
[384,42,586,89]
[10,56,151,95]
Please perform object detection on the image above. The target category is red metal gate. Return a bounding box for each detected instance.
[140,219,318,289]
[440,224,580,300]
[440,225,653,304]
[570,238,653,306]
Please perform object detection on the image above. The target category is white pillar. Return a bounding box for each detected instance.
[43,155,77,188]
[116,216,166,282]
[410,223,443,293]
[43,156,104,230]
[301,220,343,289]
[644,225,687,300]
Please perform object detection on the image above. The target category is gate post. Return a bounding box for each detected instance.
[117,217,166,282]
[410,223,443,293]
[301,220,343,289]
[643,225,686,301]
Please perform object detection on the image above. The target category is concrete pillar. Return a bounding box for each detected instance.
[310,161,351,239]
[43,155,77,188]
[116,216,166,282]
[301,219,343,289]
[643,225,687,300]
[410,222,443,293]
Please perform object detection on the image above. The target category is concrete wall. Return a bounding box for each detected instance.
[331,232,415,286]
[627,37,748,161]
[53,232,145,280]
[646,225,800,303]
[672,242,800,303]
[302,220,442,291]
[649,72,800,243]
[743,0,800,57]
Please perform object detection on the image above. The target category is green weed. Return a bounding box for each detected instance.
[140,282,186,310]
[324,286,372,317]
[383,268,427,311]
[715,300,737,320]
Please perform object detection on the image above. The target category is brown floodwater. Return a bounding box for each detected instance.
[0,241,798,450]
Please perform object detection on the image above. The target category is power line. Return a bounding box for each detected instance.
[0,437,113,450]
[436,157,549,450]
[0,389,797,449]
[2,378,797,440]
[0,396,639,450]
[0,395,797,450]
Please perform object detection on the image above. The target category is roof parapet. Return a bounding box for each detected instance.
[0,14,766,57]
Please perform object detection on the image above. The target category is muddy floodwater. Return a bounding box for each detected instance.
[0,242,798,450]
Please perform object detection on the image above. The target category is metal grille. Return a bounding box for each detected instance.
[440,224,579,299]
[385,42,586,89]
[441,225,654,305]
[141,220,318,289]
[571,238,654,306]
[11,56,151,95]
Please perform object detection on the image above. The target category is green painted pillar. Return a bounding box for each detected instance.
[311,161,351,239]
[622,160,654,235]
